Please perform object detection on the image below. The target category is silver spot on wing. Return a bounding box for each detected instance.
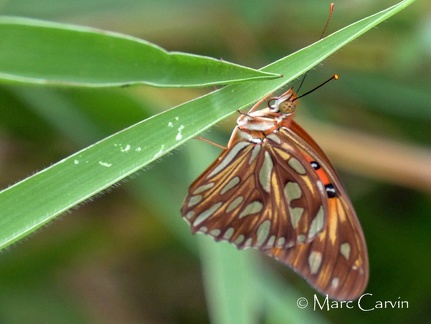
[256,220,271,247]
[193,202,223,226]
[239,201,263,218]
[192,182,214,194]
[266,133,281,144]
[259,152,273,193]
[226,196,244,213]
[340,242,351,260]
[208,142,249,177]
[290,207,304,229]
[223,227,235,240]
[308,206,324,239]
[187,195,202,207]
[308,251,322,275]
[249,145,261,164]
[220,176,240,195]
[288,157,306,175]
[331,277,340,289]
[285,182,302,202]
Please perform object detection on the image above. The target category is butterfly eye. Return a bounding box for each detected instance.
[278,100,296,114]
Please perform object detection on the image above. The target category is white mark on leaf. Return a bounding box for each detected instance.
[120,144,131,152]
[176,125,185,141]
[154,145,165,158]
[99,161,112,167]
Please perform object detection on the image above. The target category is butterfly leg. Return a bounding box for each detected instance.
[195,136,226,150]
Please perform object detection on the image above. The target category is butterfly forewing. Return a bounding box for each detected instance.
[181,89,368,300]
[182,131,329,250]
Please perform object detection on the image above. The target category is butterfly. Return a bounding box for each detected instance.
[181,81,369,300]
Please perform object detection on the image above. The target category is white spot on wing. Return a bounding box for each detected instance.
[209,142,249,177]
[210,229,221,236]
[223,227,235,240]
[220,176,240,195]
[226,196,243,213]
[331,277,340,289]
[308,206,324,239]
[256,220,271,246]
[185,211,195,220]
[187,195,202,207]
[259,152,273,193]
[244,238,253,248]
[192,182,214,194]
[267,133,281,144]
[285,182,302,202]
[288,157,306,175]
[235,234,245,245]
[249,145,261,164]
[276,237,285,247]
[194,202,222,226]
[308,251,322,274]
[340,243,351,260]
[290,207,304,229]
[316,180,325,193]
[267,235,276,247]
[239,201,263,218]
[297,234,306,243]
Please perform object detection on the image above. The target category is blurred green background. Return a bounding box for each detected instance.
[0,0,430,323]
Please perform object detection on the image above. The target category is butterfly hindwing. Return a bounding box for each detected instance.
[266,196,368,300]
[265,122,369,300]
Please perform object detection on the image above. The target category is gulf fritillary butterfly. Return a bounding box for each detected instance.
[181,78,369,300]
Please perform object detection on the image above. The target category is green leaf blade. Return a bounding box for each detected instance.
[0,17,280,87]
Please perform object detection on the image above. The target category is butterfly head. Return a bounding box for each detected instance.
[268,88,297,115]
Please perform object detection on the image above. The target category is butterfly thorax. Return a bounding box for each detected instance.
[236,89,297,141]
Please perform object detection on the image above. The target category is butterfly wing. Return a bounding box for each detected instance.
[265,121,369,300]
[181,121,368,300]
[182,128,330,251]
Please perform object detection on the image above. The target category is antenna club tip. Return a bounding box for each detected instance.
[334,74,339,80]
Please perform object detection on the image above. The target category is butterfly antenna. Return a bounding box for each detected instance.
[294,74,338,101]
[296,73,307,95]
[320,3,335,39]
[296,3,335,94]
